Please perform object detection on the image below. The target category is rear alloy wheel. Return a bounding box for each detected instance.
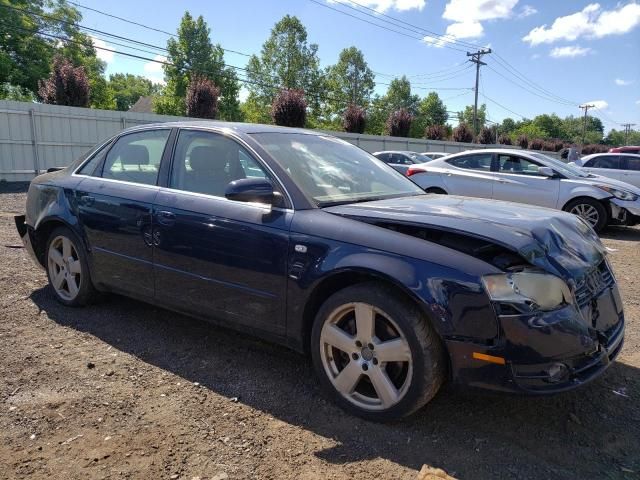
[46,227,97,306]
[564,198,608,232]
[311,283,445,421]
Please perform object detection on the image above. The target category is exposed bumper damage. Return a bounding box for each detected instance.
[448,263,624,394]
[610,198,640,226]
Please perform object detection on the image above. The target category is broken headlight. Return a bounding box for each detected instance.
[482,272,572,311]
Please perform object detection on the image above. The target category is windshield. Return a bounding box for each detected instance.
[250,133,424,206]
[528,152,591,178]
[408,153,433,163]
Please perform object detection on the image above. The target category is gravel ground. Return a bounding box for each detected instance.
[0,184,639,480]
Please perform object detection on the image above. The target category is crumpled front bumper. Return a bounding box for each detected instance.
[446,279,625,394]
[14,215,42,268]
[610,198,640,224]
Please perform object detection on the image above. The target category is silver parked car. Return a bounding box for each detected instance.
[419,152,449,160]
[571,153,640,188]
[407,148,640,232]
[372,151,433,174]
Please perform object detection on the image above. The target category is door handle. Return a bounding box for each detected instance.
[156,210,176,226]
[79,195,95,206]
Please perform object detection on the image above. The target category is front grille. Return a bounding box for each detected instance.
[574,260,615,310]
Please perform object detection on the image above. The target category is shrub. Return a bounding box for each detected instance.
[452,123,473,143]
[425,124,447,140]
[186,76,220,119]
[582,144,608,155]
[542,141,556,152]
[477,126,494,144]
[385,108,413,137]
[552,140,565,152]
[529,138,544,150]
[38,56,90,107]
[271,89,307,127]
[516,134,529,149]
[343,104,366,133]
[498,134,512,145]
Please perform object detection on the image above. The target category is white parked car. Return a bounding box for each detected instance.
[372,151,433,175]
[407,148,640,232]
[571,153,640,188]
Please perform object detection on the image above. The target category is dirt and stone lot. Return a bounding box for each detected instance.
[0,183,639,480]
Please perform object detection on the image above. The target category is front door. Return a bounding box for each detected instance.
[75,128,172,297]
[491,153,560,208]
[152,129,291,333]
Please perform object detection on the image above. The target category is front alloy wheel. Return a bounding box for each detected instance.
[565,198,608,232]
[311,283,445,421]
[320,302,413,411]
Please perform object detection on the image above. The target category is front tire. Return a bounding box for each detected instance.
[45,226,97,306]
[311,282,446,421]
[564,197,609,232]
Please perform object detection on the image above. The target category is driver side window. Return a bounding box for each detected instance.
[497,155,543,176]
[170,130,270,197]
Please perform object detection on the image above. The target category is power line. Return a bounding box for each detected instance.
[480,92,526,119]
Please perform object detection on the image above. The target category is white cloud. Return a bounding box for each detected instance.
[523,3,640,45]
[531,53,540,60]
[90,36,114,63]
[446,21,484,39]
[585,100,608,110]
[615,78,633,86]
[443,0,518,23]
[549,45,592,58]
[327,0,425,13]
[143,54,167,84]
[519,5,537,18]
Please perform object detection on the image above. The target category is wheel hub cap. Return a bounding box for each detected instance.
[361,346,374,361]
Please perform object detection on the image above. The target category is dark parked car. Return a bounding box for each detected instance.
[16,122,624,421]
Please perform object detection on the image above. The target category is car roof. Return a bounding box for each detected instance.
[119,120,326,136]
[583,152,640,158]
[372,150,421,154]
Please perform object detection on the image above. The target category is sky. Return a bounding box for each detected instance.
[79,0,640,132]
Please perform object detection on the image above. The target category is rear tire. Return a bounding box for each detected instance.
[564,197,608,232]
[45,226,97,306]
[425,187,447,194]
[310,282,446,421]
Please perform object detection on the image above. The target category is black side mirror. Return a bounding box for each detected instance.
[225,178,283,206]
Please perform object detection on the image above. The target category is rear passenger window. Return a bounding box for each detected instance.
[101,130,170,185]
[626,157,640,171]
[585,156,620,169]
[446,153,493,171]
[170,130,270,197]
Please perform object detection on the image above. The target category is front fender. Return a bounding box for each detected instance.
[565,185,611,202]
[286,234,499,352]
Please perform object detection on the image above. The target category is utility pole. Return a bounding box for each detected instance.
[467,48,491,138]
[579,104,595,145]
[621,123,636,145]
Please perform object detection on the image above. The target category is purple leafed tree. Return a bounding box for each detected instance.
[343,104,366,133]
[385,108,413,137]
[186,76,220,119]
[271,89,307,127]
[38,56,90,107]
[452,123,473,143]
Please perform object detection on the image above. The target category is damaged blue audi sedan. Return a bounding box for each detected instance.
[15,122,624,420]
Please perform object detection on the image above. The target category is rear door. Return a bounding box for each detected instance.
[582,155,624,181]
[152,128,292,333]
[75,128,172,297]
[491,153,560,208]
[620,156,640,188]
[441,152,494,198]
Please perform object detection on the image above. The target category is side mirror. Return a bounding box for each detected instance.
[537,166,556,177]
[225,178,283,206]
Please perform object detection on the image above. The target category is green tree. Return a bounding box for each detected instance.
[499,117,517,134]
[324,46,374,114]
[412,92,448,137]
[0,82,36,101]
[155,11,241,120]
[385,76,419,113]
[108,73,159,111]
[0,0,108,107]
[457,104,486,131]
[246,15,323,120]
[532,113,565,139]
[605,128,640,146]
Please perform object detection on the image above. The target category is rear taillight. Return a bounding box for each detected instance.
[406,166,427,177]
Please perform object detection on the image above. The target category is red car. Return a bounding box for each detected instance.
[610,146,640,154]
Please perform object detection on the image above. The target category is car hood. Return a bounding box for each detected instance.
[571,174,640,195]
[324,195,605,280]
